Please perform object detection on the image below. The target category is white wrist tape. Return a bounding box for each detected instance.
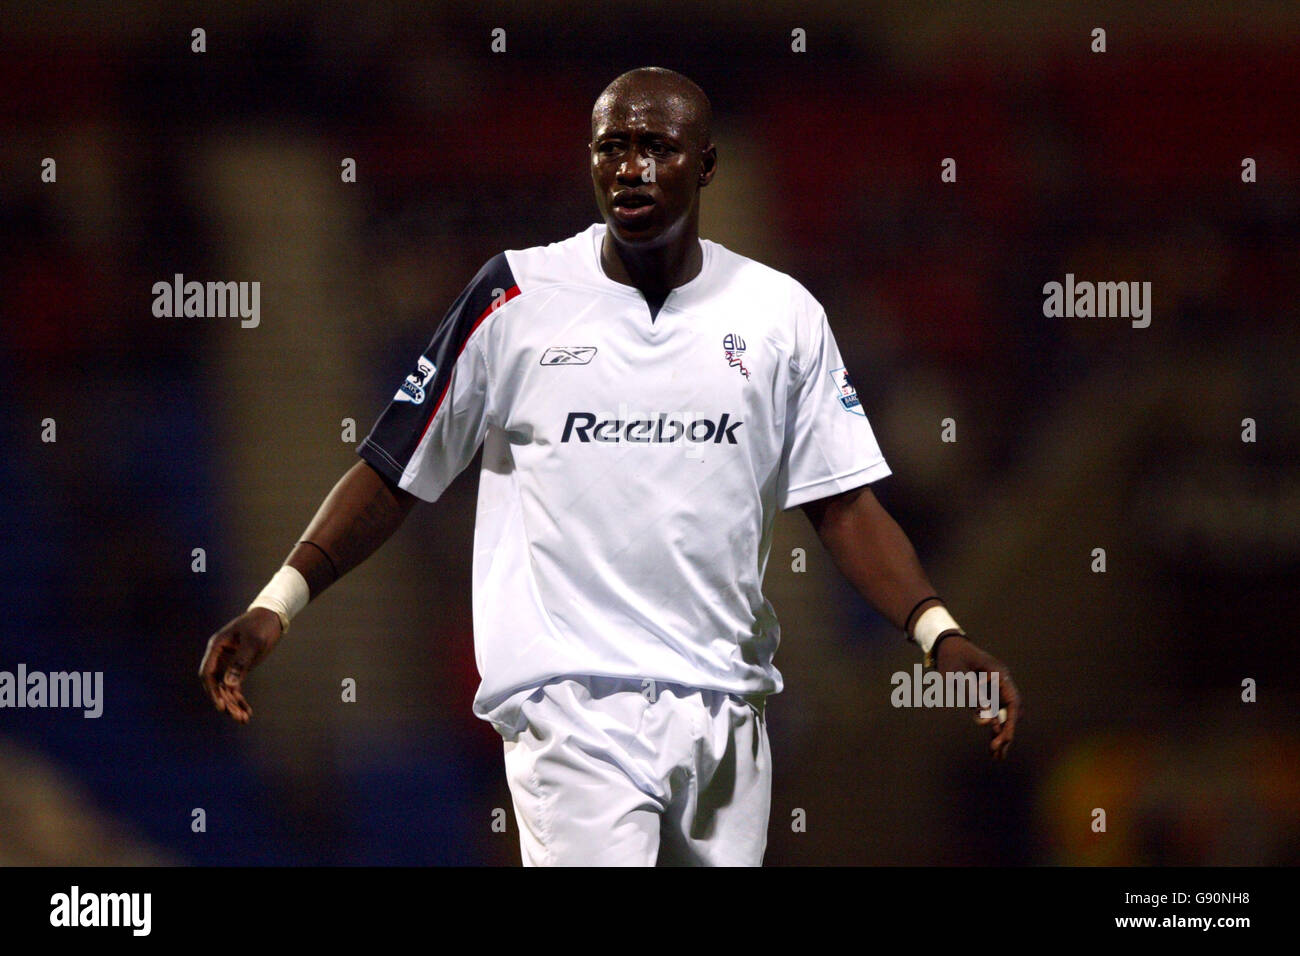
[911,604,963,654]
[248,566,310,634]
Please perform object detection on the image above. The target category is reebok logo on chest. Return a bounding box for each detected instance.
[561,412,744,444]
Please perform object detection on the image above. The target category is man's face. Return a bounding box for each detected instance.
[590,99,709,246]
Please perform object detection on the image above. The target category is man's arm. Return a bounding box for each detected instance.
[286,460,419,597]
[200,253,510,723]
[800,484,1022,758]
[800,484,941,631]
[198,460,418,723]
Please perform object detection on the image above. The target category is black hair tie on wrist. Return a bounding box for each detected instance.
[298,539,340,582]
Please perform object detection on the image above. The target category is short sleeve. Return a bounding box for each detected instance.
[778,302,891,510]
[358,253,518,502]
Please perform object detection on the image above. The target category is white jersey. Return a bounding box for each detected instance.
[359,223,891,733]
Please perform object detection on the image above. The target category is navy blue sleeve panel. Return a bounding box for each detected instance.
[358,252,519,499]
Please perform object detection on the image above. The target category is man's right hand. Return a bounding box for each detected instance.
[198,607,284,724]
[197,462,418,725]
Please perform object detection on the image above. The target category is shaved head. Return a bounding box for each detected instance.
[592,67,712,150]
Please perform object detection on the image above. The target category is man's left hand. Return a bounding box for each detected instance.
[934,635,1022,760]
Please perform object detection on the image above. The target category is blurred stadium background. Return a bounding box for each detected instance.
[1,1,1297,865]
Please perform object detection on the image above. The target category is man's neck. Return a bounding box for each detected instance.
[600,229,703,300]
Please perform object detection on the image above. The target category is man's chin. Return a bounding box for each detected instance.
[606,216,664,244]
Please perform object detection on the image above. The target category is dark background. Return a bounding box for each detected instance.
[1,1,1297,865]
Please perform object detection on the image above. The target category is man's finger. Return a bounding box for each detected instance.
[989,671,1016,758]
[225,636,262,685]
[204,671,225,710]
[199,635,224,683]
[222,672,250,724]
[220,681,246,720]
[228,687,252,723]
[198,645,215,681]
[223,656,252,690]
[1001,684,1021,735]
[1000,673,1022,713]
[990,715,1015,756]
[200,639,236,708]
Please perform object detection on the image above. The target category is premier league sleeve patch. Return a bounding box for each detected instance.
[395,354,437,404]
[830,367,865,415]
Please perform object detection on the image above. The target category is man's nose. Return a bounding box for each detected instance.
[616,151,647,182]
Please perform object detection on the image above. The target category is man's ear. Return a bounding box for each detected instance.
[698,144,718,187]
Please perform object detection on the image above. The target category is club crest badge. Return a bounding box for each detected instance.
[723,332,750,380]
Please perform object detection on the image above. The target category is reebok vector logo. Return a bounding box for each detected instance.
[541,346,597,365]
[562,411,743,444]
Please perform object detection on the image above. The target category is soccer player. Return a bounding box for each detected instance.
[200,67,1022,866]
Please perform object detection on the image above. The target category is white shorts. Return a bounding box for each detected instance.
[500,676,771,866]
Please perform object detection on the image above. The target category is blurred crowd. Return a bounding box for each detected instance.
[1,3,1297,864]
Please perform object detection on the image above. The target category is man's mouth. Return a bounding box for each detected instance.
[613,191,654,208]
[612,191,655,225]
